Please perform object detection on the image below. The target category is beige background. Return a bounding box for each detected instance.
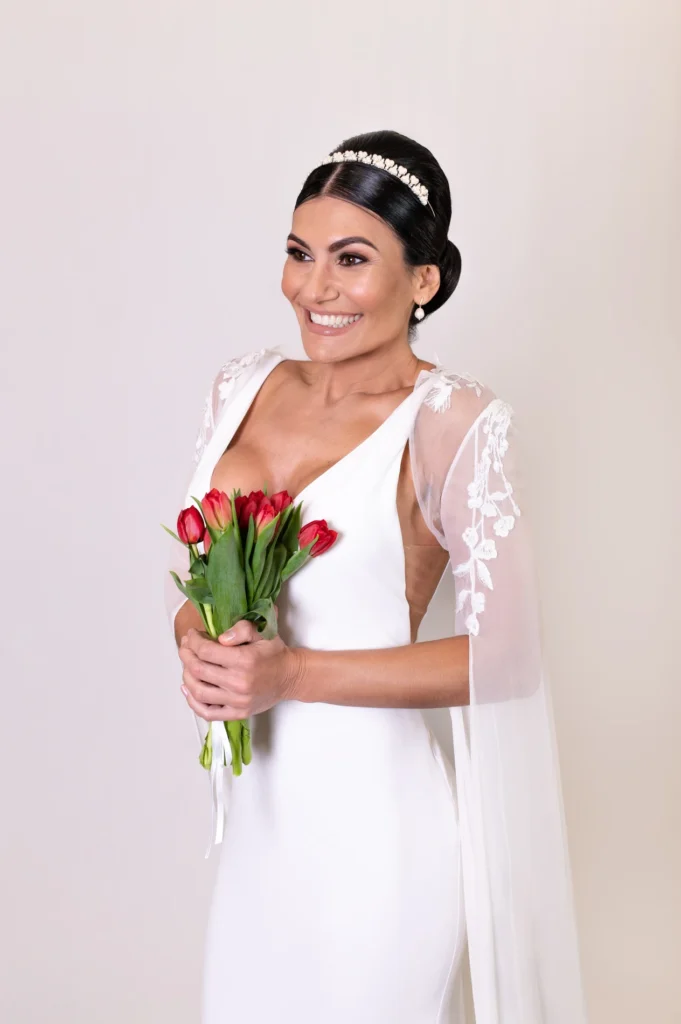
[1,2,679,1021]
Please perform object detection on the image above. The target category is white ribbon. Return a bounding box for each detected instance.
[204,721,233,859]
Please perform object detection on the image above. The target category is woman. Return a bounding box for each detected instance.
[165,130,588,1023]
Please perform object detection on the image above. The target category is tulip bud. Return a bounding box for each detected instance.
[238,495,259,531]
[177,506,205,545]
[299,518,338,556]
[270,490,293,514]
[201,488,232,531]
[254,498,276,534]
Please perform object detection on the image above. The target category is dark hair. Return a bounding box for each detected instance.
[294,129,462,336]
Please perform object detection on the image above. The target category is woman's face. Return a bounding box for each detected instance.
[281,195,437,360]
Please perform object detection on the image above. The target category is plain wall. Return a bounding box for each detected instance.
[1,2,679,1021]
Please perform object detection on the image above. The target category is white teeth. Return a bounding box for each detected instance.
[309,311,362,327]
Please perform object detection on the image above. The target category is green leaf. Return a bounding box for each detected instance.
[169,570,187,595]
[244,513,256,602]
[205,526,248,636]
[199,729,212,770]
[189,555,206,577]
[274,503,294,542]
[251,515,280,592]
[169,573,213,631]
[259,599,279,640]
[230,492,244,567]
[279,501,304,555]
[256,543,287,601]
[254,542,276,602]
[245,598,271,622]
[271,543,288,586]
[184,577,213,604]
[280,540,316,583]
[203,522,220,546]
[190,494,207,517]
[161,523,184,544]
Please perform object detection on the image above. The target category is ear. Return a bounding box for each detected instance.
[413,263,440,307]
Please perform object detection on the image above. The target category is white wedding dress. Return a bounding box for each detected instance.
[164,346,589,1024]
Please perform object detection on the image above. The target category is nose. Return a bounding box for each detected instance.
[300,258,339,306]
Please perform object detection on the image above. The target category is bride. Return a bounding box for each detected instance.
[165,129,588,1023]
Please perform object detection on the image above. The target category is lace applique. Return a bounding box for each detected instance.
[423,368,485,412]
[452,399,521,636]
[194,348,269,464]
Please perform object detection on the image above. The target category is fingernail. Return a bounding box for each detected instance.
[181,685,188,696]
[221,631,235,642]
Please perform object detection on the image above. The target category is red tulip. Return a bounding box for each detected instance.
[234,493,248,526]
[270,490,293,514]
[254,498,276,534]
[203,527,211,553]
[235,489,279,532]
[269,490,292,537]
[201,488,232,531]
[237,493,260,531]
[177,506,205,545]
[299,518,338,557]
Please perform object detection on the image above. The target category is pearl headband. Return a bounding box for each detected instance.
[315,150,433,212]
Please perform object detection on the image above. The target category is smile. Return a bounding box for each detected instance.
[307,309,363,328]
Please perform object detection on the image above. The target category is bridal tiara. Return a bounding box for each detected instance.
[315,150,431,208]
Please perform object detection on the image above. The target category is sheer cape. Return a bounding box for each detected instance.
[164,346,588,1023]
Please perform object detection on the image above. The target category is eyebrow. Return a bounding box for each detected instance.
[287,233,379,254]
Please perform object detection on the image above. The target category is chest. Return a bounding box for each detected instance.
[208,402,449,642]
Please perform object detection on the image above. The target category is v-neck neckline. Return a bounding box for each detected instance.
[210,349,440,504]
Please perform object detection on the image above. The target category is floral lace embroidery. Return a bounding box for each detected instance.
[452,399,521,636]
[194,348,269,464]
[423,369,485,412]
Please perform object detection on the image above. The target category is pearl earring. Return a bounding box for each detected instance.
[414,304,425,321]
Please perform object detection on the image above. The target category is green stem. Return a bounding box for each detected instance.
[226,720,243,775]
[204,603,217,638]
[242,720,252,765]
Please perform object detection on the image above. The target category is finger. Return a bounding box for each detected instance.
[179,647,221,682]
[180,626,209,644]
[185,674,248,710]
[218,619,259,646]
[183,674,225,705]
[181,686,246,722]
[183,628,211,655]
[188,635,241,668]
[182,687,221,721]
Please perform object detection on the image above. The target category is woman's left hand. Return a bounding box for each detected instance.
[178,615,302,721]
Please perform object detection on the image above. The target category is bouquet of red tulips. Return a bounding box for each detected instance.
[162,486,337,776]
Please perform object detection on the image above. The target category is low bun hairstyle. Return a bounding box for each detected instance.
[294,129,461,335]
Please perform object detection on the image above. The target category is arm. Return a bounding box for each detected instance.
[289,635,469,708]
[180,623,469,720]
[173,599,205,648]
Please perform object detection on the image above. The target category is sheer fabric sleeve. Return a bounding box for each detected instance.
[162,365,226,641]
[163,346,276,642]
[410,371,588,1024]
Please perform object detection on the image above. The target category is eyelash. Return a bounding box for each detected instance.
[285,246,366,267]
